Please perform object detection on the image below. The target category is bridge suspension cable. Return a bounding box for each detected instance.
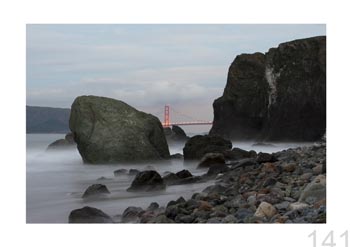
[162,105,212,127]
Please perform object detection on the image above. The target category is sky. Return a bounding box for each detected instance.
[26,24,326,132]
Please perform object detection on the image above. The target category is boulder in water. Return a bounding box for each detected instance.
[223,147,256,160]
[127,170,166,192]
[69,95,170,164]
[198,153,226,168]
[183,135,232,160]
[47,132,76,150]
[164,125,189,142]
[69,206,113,223]
[82,184,110,199]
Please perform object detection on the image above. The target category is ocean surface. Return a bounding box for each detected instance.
[26,133,311,223]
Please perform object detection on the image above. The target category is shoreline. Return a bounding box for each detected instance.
[68,141,326,223]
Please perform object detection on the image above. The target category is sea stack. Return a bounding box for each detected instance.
[210,36,326,141]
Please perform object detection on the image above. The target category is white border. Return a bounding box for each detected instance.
[1,0,350,247]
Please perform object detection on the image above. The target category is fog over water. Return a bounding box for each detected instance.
[26,133,312,223]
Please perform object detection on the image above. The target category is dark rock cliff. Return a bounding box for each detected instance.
[210,36,326,141]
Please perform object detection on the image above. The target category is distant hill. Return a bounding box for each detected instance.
[26,106,71,133]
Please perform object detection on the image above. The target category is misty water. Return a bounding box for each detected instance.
[26,134,312,223]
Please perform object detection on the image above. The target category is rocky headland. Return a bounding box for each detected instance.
[210,36,326,141]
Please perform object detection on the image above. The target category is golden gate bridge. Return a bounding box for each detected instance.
[160,105,213,127]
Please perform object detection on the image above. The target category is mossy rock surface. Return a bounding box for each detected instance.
[69,95,170,164]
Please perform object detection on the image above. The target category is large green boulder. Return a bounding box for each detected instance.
[69,95,170,163]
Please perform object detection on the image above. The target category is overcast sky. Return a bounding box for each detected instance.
[26,24,326,132]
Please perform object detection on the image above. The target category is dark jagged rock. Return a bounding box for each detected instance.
[114,168,128,176]
[122,206,144,223]
[164,125,189,142]
[163,170,199,186]
[210,36,326,141]
[223,147,256,160]
[127,170,166,192]
[47,132,76,150]
[162,173,179,184]
[207,163,230,175]
[147,202,160,211]
[183,135,232,160]
[69,95,170,164]
[129,169,140,176]
[176,169,193,179]
[198,153,226,168]
[172,125,188,139]
[69,206,113,223]
[82,184,110,199]
[256,152,277,164]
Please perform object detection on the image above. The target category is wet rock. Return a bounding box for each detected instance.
[69,206,113,223]
[143,165,156,171]
[254,202,277,218]
[300,172,313,181]
[165,205,180,220]
[222,215,237,223]
[274,201,290,210]
[176,170,193,179]
[127,170,166,192]
[298,175,326,204]
[69,95,170,163]
[163,170,198,186]
[247,195,257,206]
[147,202,160,211]
[234,208,254,221]
[162,173,179,185]
[198,153,226,168]
[262,177,277,187]
[183,135,232,160]
[282,163,297,173]
[47,132,76,150]
[198,201,213,211]
[129,169,140,176]
[203,184,228,194]
[207,217,222,223]
[224,195,245,209]
[114,168,128,176]
[312,164,323,175]
[261,162,278,173]
[175,214,194,223]
[288,202,309,211]
[122,206,143,223]
[167,196,186,207]
[148,214,174,223]
[165,125,189,143]
[207,163,230,175]
[223,148,256,160]
[256,152,277,164]
[82,184,110,199]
